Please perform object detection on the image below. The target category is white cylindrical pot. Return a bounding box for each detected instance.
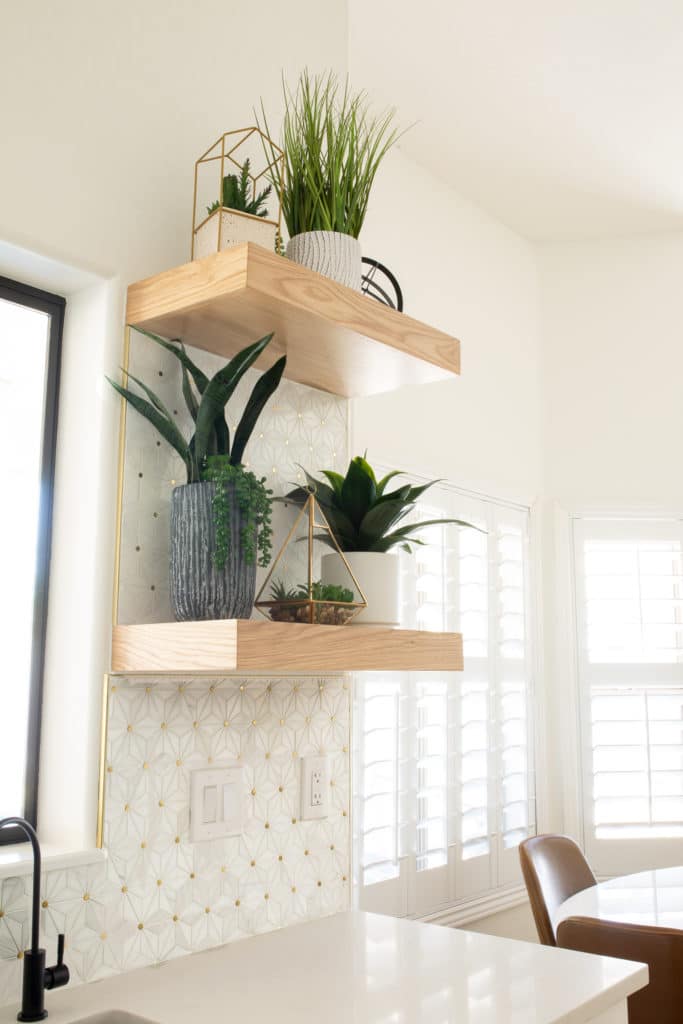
[321,551,401,627]
[286,231,362,290]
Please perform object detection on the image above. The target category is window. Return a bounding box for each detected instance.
[573,516,683,875]
[0,277,64,844]
[354,483,536,918]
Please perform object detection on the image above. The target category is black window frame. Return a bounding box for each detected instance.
[0,276,65,846]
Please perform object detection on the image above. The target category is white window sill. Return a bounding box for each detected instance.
[0,843,106,880]
[418,884,528,928]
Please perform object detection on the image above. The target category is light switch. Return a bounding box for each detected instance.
[190,763,244,842]
[203,785,218,823]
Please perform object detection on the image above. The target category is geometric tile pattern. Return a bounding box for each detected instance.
[0,675,350,1007]
[117,330,349,624]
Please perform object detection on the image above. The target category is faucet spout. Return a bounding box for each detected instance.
[0,818,41,954]
[0,817,69,1021]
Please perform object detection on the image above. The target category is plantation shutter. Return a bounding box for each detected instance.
[573,517,683,875]
[355,483,536,918]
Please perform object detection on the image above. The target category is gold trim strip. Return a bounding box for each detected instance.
[95,673,111,849]
[110,325,131,627]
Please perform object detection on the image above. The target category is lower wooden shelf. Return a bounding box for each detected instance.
[111,620,463,675]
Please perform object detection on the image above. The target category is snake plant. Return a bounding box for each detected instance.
[107,329,286,483]
[285,455,480,553]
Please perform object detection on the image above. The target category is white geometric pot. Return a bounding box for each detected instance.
[321,550,401,627]
[193,208,277,260]
[286,231,362,290]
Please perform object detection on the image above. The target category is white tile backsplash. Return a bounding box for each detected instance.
[0,675,350,1004]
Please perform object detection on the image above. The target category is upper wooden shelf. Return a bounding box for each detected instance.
[111,619,463,675]
[125,244,460,398]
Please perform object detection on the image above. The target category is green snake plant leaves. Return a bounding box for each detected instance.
[284,455,482,553]
[108,329,285,483]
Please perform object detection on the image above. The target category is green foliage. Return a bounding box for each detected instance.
[284,455,481,553]
[207,158,272,218]
[308,580,354,603]
[107,329,286,483]
[107,330,285,570]
[269,578,301,603]
[257,70,405,239]
[204,456,273,570]
[269,578,354,603]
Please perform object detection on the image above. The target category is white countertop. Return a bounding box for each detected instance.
[555,865,683,931]
[0,911,648,1024]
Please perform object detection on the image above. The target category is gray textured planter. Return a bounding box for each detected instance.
[286,231,362,289]
[170,481,256,621]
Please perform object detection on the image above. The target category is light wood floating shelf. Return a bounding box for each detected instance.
[126,244,460,398]
[111,620,463,675]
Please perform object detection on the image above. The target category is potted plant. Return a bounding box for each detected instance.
[108,331,285,621]
[193,156,279,260]
[265,579,356,625]
[285,456,477,627]
[258,71,403,289]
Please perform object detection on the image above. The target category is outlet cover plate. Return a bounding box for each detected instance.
[300,754,329,820]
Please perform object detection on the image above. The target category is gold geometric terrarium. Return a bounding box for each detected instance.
[255,492,367,626]
[191,127,284,261]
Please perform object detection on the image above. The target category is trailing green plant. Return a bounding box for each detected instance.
[257,70,405,239]
[204,456,273,569]
[107,330,286,568]
[207,157,272,217]
[284,455,481,553]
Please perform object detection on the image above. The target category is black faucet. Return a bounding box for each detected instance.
[0,817,69,1021]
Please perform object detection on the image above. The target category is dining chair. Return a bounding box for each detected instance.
[519,834,597,946]
[557,916,683,1024]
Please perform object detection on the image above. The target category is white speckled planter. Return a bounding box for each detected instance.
[286,231,362,290]
[193,208,277,260]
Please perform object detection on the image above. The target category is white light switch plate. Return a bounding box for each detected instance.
[300,754,329,820]
[190,763,244,842]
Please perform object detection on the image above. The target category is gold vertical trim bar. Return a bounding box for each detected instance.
[217,133,225,253]
[111,325,131,628]
[95,673,111,849]
[307,495,314,623]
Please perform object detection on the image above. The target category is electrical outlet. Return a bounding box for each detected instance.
[311,768,324,806]
[301,755,329,820]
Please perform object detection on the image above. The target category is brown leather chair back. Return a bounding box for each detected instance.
[558,915,682,1024]
[519,834,597,946]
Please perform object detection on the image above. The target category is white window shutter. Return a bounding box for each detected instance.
[356,481,536,918]
[573,517,683,875]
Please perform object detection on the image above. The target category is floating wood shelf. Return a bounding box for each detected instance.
[111,620,464,675]
[126,244,460,398]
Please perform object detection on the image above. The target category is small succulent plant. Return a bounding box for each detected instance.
[207,158,272,218]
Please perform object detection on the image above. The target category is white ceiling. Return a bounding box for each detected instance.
[349,1,683,241]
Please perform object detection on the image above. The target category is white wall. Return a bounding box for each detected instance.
[350,148,543,503]
[0,0,347,283]
[540,235,683,508]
